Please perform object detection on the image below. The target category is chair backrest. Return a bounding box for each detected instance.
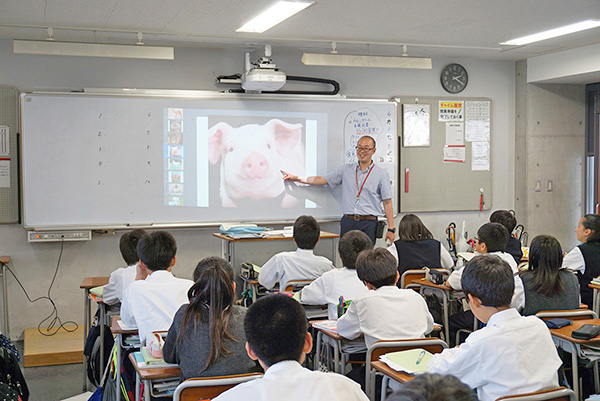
[284,279,314,291]
[535,309,598,321]
[495,386,576,401]
[173,373,263,401]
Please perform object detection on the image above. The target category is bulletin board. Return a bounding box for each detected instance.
[20,91,397,229]
[0,87,19,223]
[397,96,492,212]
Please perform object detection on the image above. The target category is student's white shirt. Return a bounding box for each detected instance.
[120,270,193,341]
[446,251,525,310]
[212,360,369,401]
[386,243,454,269]
[428,308,561,401]
[337,286,434,349]
[299,267,369,319]
[562,246,585,273]
[102,264,137,305]
[258,248,334,291]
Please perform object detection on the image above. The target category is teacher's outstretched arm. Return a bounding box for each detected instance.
[281,170,328,186]
[383,198,395,244]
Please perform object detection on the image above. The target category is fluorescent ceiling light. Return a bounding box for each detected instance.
[13,40,174,60]
[500,19,600,46]
[301,53,432,69]
[237,1,313,33]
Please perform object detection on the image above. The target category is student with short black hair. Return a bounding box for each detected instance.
[562,214,600,307]
[258,215,334,290]
[102,229,147,305]
[299,230,372,319]
[163,257,255,381]
[213,294,369,401]
[490,210,523,264]
[520,235,579,316]
[120,231,194,342]
[387,214,454,279]
[386,373,478,401]
[428,255,561,401]
[337,248,434,349]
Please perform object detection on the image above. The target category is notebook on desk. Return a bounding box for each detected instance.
[90,285,104,297]
[380,349,433,374]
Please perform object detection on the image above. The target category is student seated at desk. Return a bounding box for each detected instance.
[337,248,434,349]
[520,235,579,316]
[103,229,146,305]
[213,295,368,401]
[163,257,255,381]
[258,215,334,291]
[299,230,372,319]
[490,210,523,265]
[387,214,454,278]
[445,223,524,343]
[120,231,194,343]
[428,255,561,401]
[561,214,600,308]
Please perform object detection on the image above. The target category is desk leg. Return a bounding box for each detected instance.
[144,379,151,401]
[83,290,90,391]
[116,333,122,401]
[442,293,449,343]
[314,331,322,370]
[1,263,8,339]
[595,360,600,394]
[333,339,340,373]
[594,288,599,317]
[380,376,390,401]
[135,372,140,401]
[252,283,257,303]
[565,341,580,401]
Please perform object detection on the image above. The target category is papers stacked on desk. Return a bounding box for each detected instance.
[380,349,433,374]
[261,226,294,237]
[132,348,178,368]
[312,320,338,334]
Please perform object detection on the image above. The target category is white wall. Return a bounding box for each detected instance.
[0,40,516,339]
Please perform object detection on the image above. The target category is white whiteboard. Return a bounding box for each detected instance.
[21,92,397,229]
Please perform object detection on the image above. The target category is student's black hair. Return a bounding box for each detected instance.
[489,210,517,233]
[180,257,236,371]
[338,230,373,269]
[461,255,514,307]
[477,222,509,253]
[119,229,147,265]
[293,215,320,250]
[244,294,307,367]
[398,214,434,241]
[136,231,177,271]
[525,235,565,297]
[386,373,478,401]
[582,214,600,242]
[356,248,398,288]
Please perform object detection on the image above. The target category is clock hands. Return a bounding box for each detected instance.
[452,74,465,85]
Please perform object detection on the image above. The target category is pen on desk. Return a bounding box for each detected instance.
[415,349,426,365]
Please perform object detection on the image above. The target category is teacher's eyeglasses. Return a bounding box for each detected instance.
[356,146,374,152]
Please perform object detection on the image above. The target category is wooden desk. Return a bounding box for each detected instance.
[549,318,600,400]
[111,316,139,401]
[213,231,338,297]
[371,360,414,384]
[128,353,180,400]
[412,279,465,343]
[80,276,109,390]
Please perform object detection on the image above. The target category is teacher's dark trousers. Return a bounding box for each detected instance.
[340,215,377,244]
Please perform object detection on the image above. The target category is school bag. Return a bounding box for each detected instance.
[84,318,115,387]
[0,347,28,401]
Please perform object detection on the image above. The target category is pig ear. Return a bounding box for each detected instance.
[266,119,303,154]
[207,122,231,164]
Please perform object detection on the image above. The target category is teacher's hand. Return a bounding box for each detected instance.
[281,170,299,182]
[385,230,395,245]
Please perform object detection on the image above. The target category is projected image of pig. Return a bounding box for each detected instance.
[208,119,305,207]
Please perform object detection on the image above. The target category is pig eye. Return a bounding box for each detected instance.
[227,147,234,153]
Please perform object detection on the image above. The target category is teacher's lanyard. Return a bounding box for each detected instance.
[355,163,374,204]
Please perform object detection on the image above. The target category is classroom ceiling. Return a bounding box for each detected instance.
[0,0,599,62]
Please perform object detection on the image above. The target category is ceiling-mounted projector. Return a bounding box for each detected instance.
[241,45,286,92]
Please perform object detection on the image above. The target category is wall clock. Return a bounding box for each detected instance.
[441,63,468,93]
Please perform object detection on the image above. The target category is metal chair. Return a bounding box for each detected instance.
[495,386,576,401]
[400,268,449,291]
[173,373,263,401]
[365,338,448,401]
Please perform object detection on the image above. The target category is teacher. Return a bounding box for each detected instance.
[282,135,395,244]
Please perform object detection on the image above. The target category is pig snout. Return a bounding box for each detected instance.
[242,152,270,179]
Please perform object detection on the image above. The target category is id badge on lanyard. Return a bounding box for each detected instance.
[355,164,373,213]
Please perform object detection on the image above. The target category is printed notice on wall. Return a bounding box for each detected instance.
[445,122,464,145]
[403,104,431,147]
[0,126,8,156]
[438,101,464,122]
[465,101,490,142]
[443,145,466,163]
[471,141,490,171]
[0,160,9,187]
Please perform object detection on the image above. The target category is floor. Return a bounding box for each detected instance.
[17,340,91,401]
